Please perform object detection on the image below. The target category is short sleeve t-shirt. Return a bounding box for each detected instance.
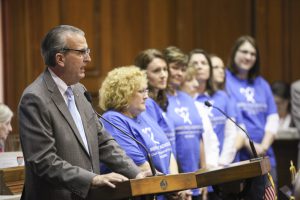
[196,90,236,152]
[101,110,172,175]
[226,70,277,166]
[146,98,176,156]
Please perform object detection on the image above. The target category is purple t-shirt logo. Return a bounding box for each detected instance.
[240,87,256,103]
[174,107,192,125]
[142,127,160,145]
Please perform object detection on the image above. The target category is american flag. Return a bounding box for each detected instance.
[264,173,277,200]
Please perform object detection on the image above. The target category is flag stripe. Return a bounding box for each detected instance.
[264,185,276,200]
[263,172,277,200]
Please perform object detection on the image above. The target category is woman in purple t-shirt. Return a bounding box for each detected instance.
[226,35,279,184]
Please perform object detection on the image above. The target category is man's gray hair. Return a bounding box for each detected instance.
[41,25,84,67]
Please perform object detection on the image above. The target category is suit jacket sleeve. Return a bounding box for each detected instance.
[292,81,300,132]
[78,84,141,178]
[19,92,96,198]
[96,123,141,178]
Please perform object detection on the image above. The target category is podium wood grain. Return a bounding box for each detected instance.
[0,166,25,195]
[0,157,271,199]
[88,172,197,199]
[195,157,271,187]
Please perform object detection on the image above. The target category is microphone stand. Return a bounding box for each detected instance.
[204,101,259,160]
[204,101,267,200]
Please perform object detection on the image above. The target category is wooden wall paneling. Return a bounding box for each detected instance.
[23,1,33,83]
[255,0,285,83]
[147,0,176,50]
[193,0,253,63]
[192,0,219,53]
[290,0,300,82]
[222,0,253,62]
[255,0,300,84]
[60,0,102,94]
[282,0,292,83]
[98,0,112,83]
[110,0,146,67]
[3,0,27,108]
[86,0,112,106]
[266,0,284,83]
[2,0,28,150]
[25,0,61,81]
[61,0,96,71]
[2,0,62,150]
[40,1,61,35]
[174,0,196,52]
[254,0,268,79]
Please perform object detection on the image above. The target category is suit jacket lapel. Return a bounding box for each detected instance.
[73,86,100,172]
[43,69,90,157]
[72,86,94,157]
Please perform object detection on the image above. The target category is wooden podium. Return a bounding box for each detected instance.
[0,157,270,199]
[88,157,270,200]
[0,166,24,195]
[88,172,197,200]
[195,157,270,187]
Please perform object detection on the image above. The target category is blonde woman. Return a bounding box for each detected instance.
[99,66,189,200]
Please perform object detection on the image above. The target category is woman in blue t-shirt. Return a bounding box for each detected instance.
[188,49,238,168]
[210,54,246,163]
[99,66,185,200]
[225,35,279,184]
[163,46,206,200]
[135,49,192,199]
[184,50,237,200]
[134,49,177,158]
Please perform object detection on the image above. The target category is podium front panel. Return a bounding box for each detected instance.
[88,172,197,200]
[195,157,271,187]
[130,172,197,196]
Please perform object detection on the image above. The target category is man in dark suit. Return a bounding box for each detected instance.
[291,80,300,169]
[18,25,144,200]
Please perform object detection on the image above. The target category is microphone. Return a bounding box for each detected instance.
[84,91,157,176]
[204,100,259,159]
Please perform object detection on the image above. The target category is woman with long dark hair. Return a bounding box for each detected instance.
[226,35,279,184]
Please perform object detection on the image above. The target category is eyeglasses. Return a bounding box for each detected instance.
[61,48,91,56]
[238,49,256,57]
[212,65,224,70]
[137,88,149,95]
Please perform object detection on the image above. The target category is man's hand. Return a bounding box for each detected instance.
[91,172,128,188]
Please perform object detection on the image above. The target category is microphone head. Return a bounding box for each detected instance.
[84,91,93,103]
[204,101,212,107]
